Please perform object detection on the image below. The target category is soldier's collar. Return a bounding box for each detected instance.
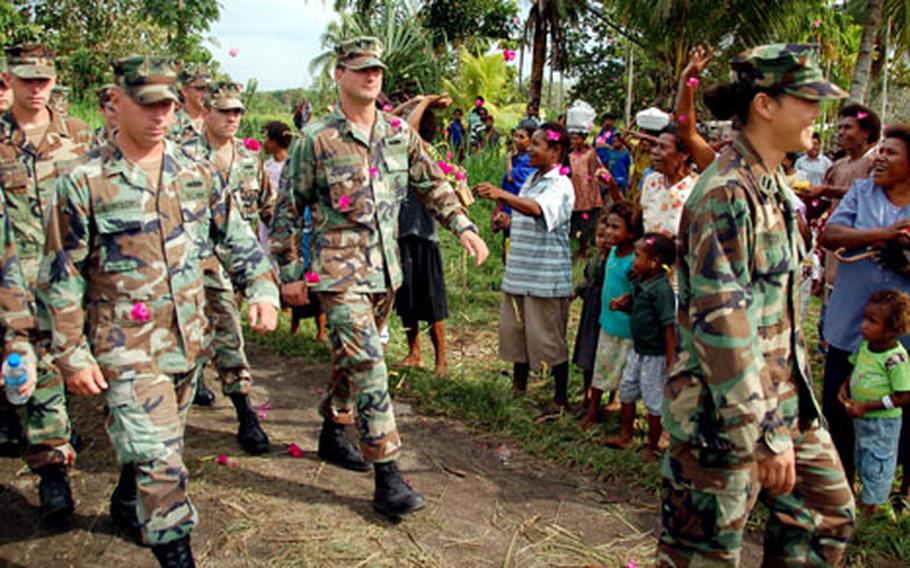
[731,132,786,198]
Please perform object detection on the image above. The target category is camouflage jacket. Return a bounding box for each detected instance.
[270,106,476,292]
[0,198,37,360]
[180,132,275,228]
[665,134,818,458]
[0,108,91,296]
[36,140,279,380]
[169,108,203,144]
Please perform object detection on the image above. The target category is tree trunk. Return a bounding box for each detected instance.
[529,11,548,111]
[849,0,884,104]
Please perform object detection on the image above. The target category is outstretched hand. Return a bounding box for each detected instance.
[682,45,714,80]
[460,230,490,266]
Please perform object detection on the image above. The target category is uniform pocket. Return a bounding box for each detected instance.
[94,209,145,273]
[325,159,373,227]
[0,160,29,190]
[104,378,170,464]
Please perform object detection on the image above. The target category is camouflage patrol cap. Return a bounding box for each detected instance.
[112,55,180,105]
[206,81,245,111]
[335,36,386,70]
[732,43,847,101]
[178,63,212,88]
[5,44,56,79]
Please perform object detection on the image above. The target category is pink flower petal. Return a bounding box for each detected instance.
[228,461,238,469]
[228,48,239,58]
[686,77,700,88]
[338,195,351,211]
[546,129,561,141]
[596,135,607,145]
[217,454,229,465]
[369,166,379,178]
[243,138,261,152]
[390,118,402,128]
[814,18,822,28]
[305,271,321,284]
[475,98,484,107]
[626,562,638,568]
[582,212,589,220]
[256,403,273,411]
[559,165,570,176]
[382,104,393,113]
[454,171,466,181]
[678,114,687,123]
[257,410,267,420]
[445,150,453,161]
[287,442,304,458]
[857,111,869,120]
[130,302,151,322]
[600,170,612,181]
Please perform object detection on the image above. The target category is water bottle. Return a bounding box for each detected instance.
[3,353,29,405]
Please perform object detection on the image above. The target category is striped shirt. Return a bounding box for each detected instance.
[501,167,575,298]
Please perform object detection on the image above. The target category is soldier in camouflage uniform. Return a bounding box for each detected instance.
[169,63,210,144]
[0,44,92,523]
[37,56,279,567]
[92,84,118,147]
[659,45,855,566]
[271,37,489,518]
[179,81,274,453]
[49,85,70,116]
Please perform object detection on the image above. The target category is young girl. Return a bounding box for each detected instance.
[476,122,575,410]
[568,131,605,258]
[838,289,910,518]
[572,217,610,408]
[604,233,677,460]
[494,122,537,263]
[581,201,642,429]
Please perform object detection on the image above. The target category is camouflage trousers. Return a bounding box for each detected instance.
[658,422,855,566]
[204,266,252,395]
[23,351,75,471]
[319,290,401,463]
[105,366,201,546]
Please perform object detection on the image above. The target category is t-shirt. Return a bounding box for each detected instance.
[603,147,632,191]
[824,150,875,196]
[501,168,575,298]
[448,120,465,149]
[569,148,604,211]
[639,171,698,236]
[823,178,910,352]
[599,247,634,338]
[264,158,285,191]
[849,340,910,418]
[794,154,832,187]
[501,152,534,215]
[629,274,676,355]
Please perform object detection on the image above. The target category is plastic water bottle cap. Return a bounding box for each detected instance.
[7,353,21,368]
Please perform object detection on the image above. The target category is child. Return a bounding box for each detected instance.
[838,289,910,519]
[604,233,677,460]
[568,131,604,259]
[581,201,642,429]
[572,217,610,408]
[495,122,536,263]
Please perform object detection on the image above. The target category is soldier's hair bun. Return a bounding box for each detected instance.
[704,81,784,125]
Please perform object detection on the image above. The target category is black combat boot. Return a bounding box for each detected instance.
[110,463,142,542]
[192,378,215,407]
[229,393,269,455]
[151,535,195,568]
[373,461,425,518]
[317,420,369,472]
[37,463,74,524]
[0,402,22,457]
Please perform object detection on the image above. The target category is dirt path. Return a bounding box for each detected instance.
[0,344,703,567]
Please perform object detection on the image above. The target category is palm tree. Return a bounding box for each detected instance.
[524,0,584,111]
[849,0,885,103]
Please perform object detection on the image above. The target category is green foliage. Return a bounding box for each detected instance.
[419,0,520,52]
[441,49,525,130]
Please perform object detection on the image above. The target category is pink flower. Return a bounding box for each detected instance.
[257,410,268,419]
[382,104,393,113]
[596,135,607,145]
[228,48,239,58]
[130,302,151,323]
[502,49,516,62]
[369,166,379,178]
[445,150,453,161]
[243,138,261,152]
[678,114,687,123]
[582,212,589,220]
[546,129,561,141]
[475,98,484,107]
[390,118,402,129]
[599,170,613,182]
[686,77,700,88]
[857,111,869,120]
[287,443,304,459]
[454,171,466,181]
[304,271,320,284]
[626,562,638,568]
[558,165,570,176]
[338,195,351,211]
[814,18,822,29]
[513,16,521,25]
[437,160,454,175]
[216,454,229,466]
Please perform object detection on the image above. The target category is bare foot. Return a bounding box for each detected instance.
[393,354,423,369]
[315,333,328,343]
[605,399,622,413]
[604,434,632,449]
[434,363,448,377]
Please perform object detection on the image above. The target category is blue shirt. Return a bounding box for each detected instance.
[448,120,465,149]
[824,178,910,352]
[501,152,534,215]
[602,147,632,191]
[600,247,634,338]
[501,168,575,298]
